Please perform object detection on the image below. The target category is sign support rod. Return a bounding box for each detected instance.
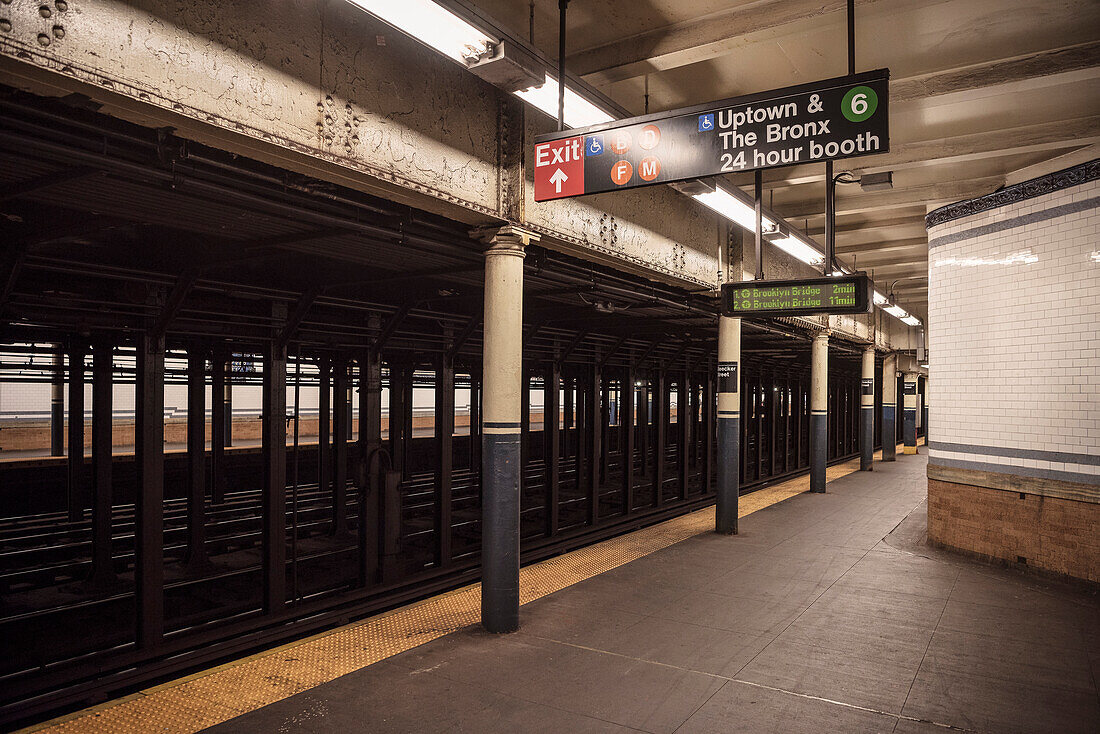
[847,0,856,75]
[754,169,764,281]
[557,0,569,131]
[825,159,836,275]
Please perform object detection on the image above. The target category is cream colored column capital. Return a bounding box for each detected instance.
[471,225,541,256]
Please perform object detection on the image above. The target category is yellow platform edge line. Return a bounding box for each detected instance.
[23,447,918,734]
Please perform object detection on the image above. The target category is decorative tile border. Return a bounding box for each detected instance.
[926,158,1099,228]
[927,195,1100,249]
[928,441,1100,467]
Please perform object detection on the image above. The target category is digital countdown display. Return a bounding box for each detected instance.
[721,274,873,318]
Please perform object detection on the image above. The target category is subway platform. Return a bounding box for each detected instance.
[29,453,1099,734]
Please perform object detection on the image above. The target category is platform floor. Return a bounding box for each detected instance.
[195,455,1099,734]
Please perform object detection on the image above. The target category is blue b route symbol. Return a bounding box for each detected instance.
[698,113,715,132]
[586,135,604,156]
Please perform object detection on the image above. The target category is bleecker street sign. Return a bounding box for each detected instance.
[721,274,873,318]
[533,69,889,202]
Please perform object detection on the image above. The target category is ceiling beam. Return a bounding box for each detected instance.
[892,39,1100,102]
[780,176,1003,220]
[1004,143,1100,186]
[848,250,928,268]
[805,215,927,237]
[863,263,928,279]
[739,116,1100,190]
[572,5,1098,97]
[569,0,875,85]
[853,115,1100,175]
[837,237,928,256]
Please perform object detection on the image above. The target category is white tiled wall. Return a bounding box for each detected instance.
[927,177,1100,485]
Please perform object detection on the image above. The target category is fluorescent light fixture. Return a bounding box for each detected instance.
[692,187,775,234]
[347,0,496,64]
[884,304,908,319]
[694,189,824,266]
[901,315,921,326]
[873,290,888,305]
[514,74,615,128]
[773,235,825,267]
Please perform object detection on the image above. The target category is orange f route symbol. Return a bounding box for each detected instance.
[611,160,633,186]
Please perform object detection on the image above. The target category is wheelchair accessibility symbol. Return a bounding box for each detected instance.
[586,136,604,157]
[698,113,715,132]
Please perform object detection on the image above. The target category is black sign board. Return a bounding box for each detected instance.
[722,274,873,318]
[861,378,874,396]
[534,69,889,201]
[718,362,738,393]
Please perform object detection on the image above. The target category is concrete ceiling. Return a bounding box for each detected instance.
[471,0,1100,320]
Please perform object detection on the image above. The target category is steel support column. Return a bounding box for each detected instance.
[478,225,537,634]
[470,371,481,478]
[704,368,715,493]
[318,358,331,495]
[903,372,919,454]
[435,355,454,567]
[51,345,64,457]
[881,353,897,462]
[332,360,349,535]
[224,365,233,447]
[135,333,164,649]
[88,341,115,584]
[621,366,635,514]
[66,341,85,522]
[860,347,875,471]
[716,317,741,534]
[186,348,207,567]
[262,341,287,614]
[330,360,347,534]
[653,370,667,506]
[810,332,829,493]
[600,379,610,485]
[210,348,227,504]
[678,372,690,499]
[544,362,560,536]
[588,362,602,525]
[638,376,649,479]
[358,350,382,587]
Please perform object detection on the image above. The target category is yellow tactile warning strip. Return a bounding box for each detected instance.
[23,442,922,734]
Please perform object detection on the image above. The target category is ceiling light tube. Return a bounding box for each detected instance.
[346,0,497,64]
[901,315,922,326]
[884,304,908,319]
[772,235,826,267]
[692,187,775,235]
[513,74,615,128]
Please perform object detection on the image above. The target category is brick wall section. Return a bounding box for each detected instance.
[928,479,1100,583]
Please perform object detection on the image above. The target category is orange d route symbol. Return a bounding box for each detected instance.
[639,124,661,150]
[611,160,633,186]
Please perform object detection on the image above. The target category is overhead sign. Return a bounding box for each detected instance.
[721,274,873,318]
[534,69,889,202]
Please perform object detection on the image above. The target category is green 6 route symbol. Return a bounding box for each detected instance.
[842,86,878,122]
